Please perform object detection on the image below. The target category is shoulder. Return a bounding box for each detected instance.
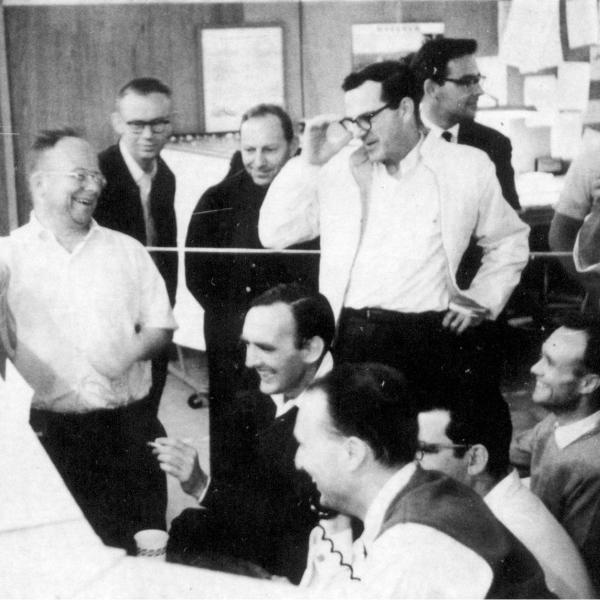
[157,155,176,182]
[566,147,600,179]
[461,120,509,143]
[199,171,245,206]
[423,132,492,170]
[92,224,146,253]
[98,144,122,171]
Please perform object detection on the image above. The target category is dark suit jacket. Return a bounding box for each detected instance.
[95,144,178,305]
[458,120,520,210]
[168,389,319,583]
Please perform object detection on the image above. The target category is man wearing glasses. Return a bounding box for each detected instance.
[260,60,529,406]
[95,77,177,414]
[411,38,520,211]
[0,129,176,552]
[417,396,595,598]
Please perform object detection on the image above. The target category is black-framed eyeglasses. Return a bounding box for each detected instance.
[442,74,486,89]
[126,118,171,134]
[36,168,107,188]
[416,441,471,460]
[339,103,392,133]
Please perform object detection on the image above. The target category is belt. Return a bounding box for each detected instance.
[341,307,443,325]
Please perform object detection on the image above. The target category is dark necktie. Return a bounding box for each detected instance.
[441,131,453,142]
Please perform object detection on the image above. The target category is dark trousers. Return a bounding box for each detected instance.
[30,398,167,554]
[334,308,506,409]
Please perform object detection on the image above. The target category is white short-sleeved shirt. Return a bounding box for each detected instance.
[555,149,600,221]
[0,214,177,413]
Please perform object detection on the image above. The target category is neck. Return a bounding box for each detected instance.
[353,466,402,522]
[383,128,420,175]
[34,210,90,252]
[137,157,156,174]
[554,396,599,426]
[283,361,320,401]
[421,102,456,131]
[472,471,504,497]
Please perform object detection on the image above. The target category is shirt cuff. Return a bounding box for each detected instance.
[194,475,211,505]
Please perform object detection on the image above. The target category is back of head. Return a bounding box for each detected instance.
[117,77,172,101]
[27,127,81,179]
[240,103,294,144]
[309,363,418,467]
[411,38,478,87]
[423,386,512,481]
[250,283,335,353]
[342,60,421,111]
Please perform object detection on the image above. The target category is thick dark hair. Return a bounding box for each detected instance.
[309,363,418,467]
[27,127,81,176]
[411,38,478,86]
[423,389,512,482]
[342,61,421,110]
[117,77,172,99]
[240,103,294,143]
[250,283,335,352]
[557,312,600,376]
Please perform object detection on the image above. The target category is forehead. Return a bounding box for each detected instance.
[418,409,452,442]
[446,54,479,78]
[117,92,171,118]
[42,136,98,171]
[344,80,385,117]
[240,114,287,146]
[242,302,297,345]
[543,327,587,367]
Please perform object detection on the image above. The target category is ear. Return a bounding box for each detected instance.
[288,136,299,158]
[466,444,488,477]
[111,111,126,136]
[423,78,440,100]
[399,97,415,122]
[344,436,369,472]
[301,335,325,365]
[29,171,45,196]
[579,372,600,397]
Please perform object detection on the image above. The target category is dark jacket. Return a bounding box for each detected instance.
[96,144,178,305]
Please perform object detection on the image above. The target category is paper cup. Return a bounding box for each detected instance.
[133,529,169,560]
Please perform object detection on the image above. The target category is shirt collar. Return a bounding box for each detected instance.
[361,462,417,551]
[554,409,600,449]
[119,139,157,184]
[27,210,101,245]
[271,351,334,417]
[419,109,460,141]
[484,468,520,505]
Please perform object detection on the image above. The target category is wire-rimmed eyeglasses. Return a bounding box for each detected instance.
[35,168,107,188]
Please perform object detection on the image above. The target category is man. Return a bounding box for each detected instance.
[260,61,529,401]
[95,77,177,413]
[185,104,319,476]
[410,38,519,210]
[418,397,595,598]
[0,129,177,553]
[295,363,550,598]
[153,283,334,583]
[511,313,600,591]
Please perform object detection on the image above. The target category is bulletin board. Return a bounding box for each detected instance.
[199,26,285,132]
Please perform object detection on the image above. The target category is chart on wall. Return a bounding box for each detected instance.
[200,26,285,132]
[351,22,444,69]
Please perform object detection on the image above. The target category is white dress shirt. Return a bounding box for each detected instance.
[0,214,176,412]
[419,111,460,143]
[485,469,595,599]
[301,462,492,598]
[554,409,600,449]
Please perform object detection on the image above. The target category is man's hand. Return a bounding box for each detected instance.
[150,437,208,498]
[442,296,489,335]
[302,114,352,166]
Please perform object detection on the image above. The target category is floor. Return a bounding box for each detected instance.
[158,324,551,528]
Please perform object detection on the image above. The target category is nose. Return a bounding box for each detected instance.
[254,151,267,167]
[140,124,154,139]
[473,82,484,96]
[530,358,543,376]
